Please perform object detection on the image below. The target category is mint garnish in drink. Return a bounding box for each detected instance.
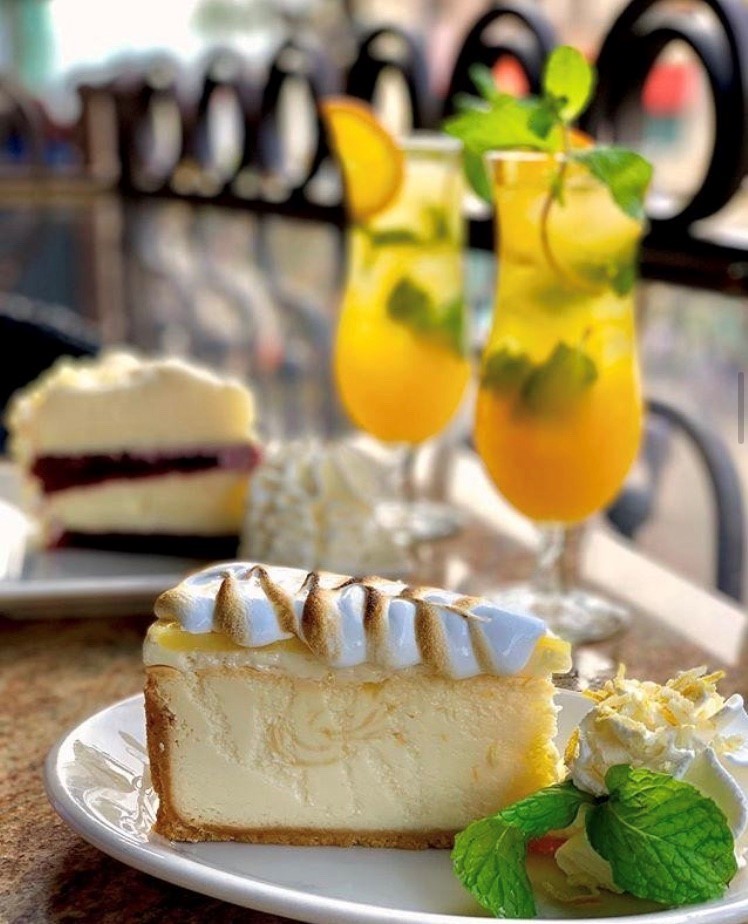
[480,341,597,417]
[387,277,466,355]
[452,766,737,919]
[444,46,652,219]
[444,46,653,292]
[360,205,457,250]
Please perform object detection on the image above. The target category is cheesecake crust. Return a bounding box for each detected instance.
[145,667,455,848]
[153,818,456,849]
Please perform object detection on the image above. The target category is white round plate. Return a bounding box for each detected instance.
[44,691,748,923]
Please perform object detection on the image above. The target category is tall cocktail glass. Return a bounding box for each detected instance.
[475,151,645,641]
[335,135,470,541]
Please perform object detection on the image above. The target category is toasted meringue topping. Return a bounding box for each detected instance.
[154,562,571,679]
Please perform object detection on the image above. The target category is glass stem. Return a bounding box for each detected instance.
[399,444,418,505]
[532,524,567,598]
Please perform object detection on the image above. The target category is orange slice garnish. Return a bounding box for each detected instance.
[320,97,405,221]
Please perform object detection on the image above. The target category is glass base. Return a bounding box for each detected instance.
[378,499,465,543]
[482,582,630,644]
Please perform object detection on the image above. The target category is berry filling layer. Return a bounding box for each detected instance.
[31,444,262,493]
[52,531,241,558]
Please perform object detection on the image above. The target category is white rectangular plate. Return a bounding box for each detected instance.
[0,461,202,618]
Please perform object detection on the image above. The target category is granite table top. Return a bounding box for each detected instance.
[2,454,747,921]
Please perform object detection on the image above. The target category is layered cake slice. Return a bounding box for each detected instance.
[144,562,571,847]
[6,352,261,556]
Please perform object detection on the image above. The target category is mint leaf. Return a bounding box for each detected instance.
[521,342,597,416]
[444,95,560,155]
[453,92,487,113]
[463,148,492,203]
[453,781,594,918]
[587,765,738,905]
[481,347,533,392]
[387,277,431,328]
[499,780,595,836]
[453,818,534,918]
[387,279,465,355]
[469,62,501,103]
[482,343,598,417]
[527,98,560,139]
[426,206,452,243]
[543,46,595,122]
[572,147,653,219]
[366,227,421,247]
[435,296,467,355]
[573,255,637,294]
[610,261,637,296]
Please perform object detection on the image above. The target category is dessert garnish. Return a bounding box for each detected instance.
[240,439,406,575]
[452,667,748,917]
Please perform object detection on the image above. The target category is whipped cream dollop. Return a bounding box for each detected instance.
[154,561,571,679]
[557,667,748,893]
[240,439,404,576]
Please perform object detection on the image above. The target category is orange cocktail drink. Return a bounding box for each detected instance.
[475,153,644,525]
[335,136,469,444]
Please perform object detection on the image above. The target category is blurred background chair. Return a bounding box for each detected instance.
[606,399,745,601]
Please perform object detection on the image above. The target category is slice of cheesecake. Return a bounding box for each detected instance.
[144,562,571,847]
[6,352,261,556]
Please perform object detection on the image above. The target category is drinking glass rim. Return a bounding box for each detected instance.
[485,148,607,191]
[486,149,575,163]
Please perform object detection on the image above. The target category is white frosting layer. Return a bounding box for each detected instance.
[240,439,404,575]
[7,350,256,458]
[154,561,571,679]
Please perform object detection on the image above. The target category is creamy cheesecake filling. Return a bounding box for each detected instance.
[32,443,261,493]
[147,665,563,834]
[45,470,250,535]
[53,532,241,557]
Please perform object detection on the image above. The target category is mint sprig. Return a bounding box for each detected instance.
[499,779,595,836]
[480,341,598,417]
[587,766,738,905]
[386,277,465,355]
[452,766,738,919]
[453,781,594,917]
[522,342,598,416]
[443,45,653,292]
